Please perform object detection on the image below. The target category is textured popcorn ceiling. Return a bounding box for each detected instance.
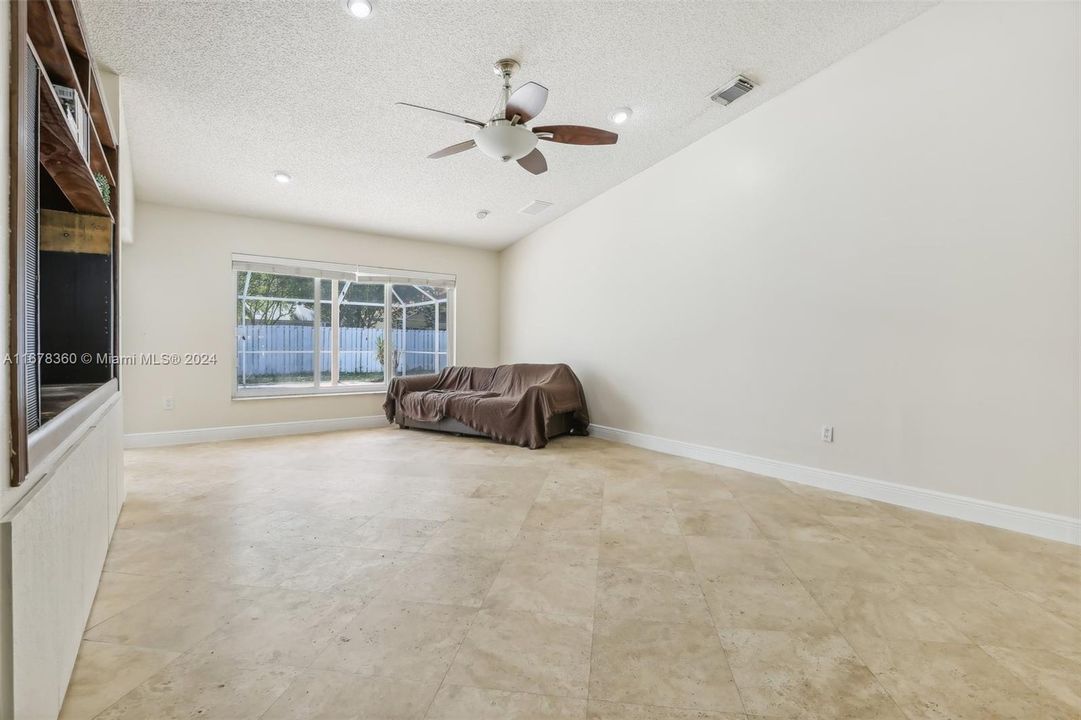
[81,1,931,249]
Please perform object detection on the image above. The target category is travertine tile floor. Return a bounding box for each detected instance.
[60,428,1081,719]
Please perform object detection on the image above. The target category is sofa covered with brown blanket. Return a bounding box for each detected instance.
[383,364,590,448]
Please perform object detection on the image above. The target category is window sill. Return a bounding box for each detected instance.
[232,385,388,401]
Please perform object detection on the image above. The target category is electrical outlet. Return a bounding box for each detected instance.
[163,397,175,411]
[821,425,834,443]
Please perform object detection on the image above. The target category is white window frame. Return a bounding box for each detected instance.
[232,254,455,399]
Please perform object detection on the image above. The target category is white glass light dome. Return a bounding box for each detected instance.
[473,120,537,162]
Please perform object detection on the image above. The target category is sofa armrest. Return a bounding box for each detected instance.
[383,373,442,422]
[389,373,441,394]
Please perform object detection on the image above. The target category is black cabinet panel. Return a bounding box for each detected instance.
[39,250,112,384]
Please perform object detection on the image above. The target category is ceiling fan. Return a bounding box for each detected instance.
[396,58,618,175]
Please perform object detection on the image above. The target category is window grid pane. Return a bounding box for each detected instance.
[338,282,385,385]
[390,284,450,377]
[236,271,452,396]
[236,272,317,390]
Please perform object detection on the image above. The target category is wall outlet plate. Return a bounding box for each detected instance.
[821,425,834,443]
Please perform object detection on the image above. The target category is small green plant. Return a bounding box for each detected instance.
[376,336,398,371]
[94,172,111,206]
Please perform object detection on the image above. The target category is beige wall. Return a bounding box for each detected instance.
[500,2,1080,517]
[122,202,500,434]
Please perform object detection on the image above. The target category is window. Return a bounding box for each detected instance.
[234,255,454,397]
[391,284,449,376]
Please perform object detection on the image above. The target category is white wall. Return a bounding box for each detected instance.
[122,202,500,435]
[98,69,136,246]
[500,2,1080,519]
[1,399,124,720]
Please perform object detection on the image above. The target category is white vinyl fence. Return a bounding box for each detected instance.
[237,325,447,381]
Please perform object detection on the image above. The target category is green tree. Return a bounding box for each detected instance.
[237,272,313,326]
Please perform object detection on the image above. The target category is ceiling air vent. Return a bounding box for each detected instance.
[519,200,553,216]
[709,75,755,106]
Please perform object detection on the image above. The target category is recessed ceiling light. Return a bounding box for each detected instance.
[608,107,632,125]
[273,171,292,184]
[344,0,373,19]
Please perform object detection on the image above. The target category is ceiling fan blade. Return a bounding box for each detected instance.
[533,125,618,145]
[396,102,485,127]
[505,82,548,124]
[428,139,476,159]
[517,147,547,175]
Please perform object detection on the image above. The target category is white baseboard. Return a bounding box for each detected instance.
[589,424,1080,546]
[124,415,388,449]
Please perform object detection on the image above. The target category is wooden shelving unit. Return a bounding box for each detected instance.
[52,0,118,150]
[26,0,116,219]
[8,0,122,486]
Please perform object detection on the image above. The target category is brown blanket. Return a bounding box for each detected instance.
[383,364,590,449]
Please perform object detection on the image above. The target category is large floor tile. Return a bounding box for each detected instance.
[868,640,1079,720]
[915,583,1081,653]
[772,540,893,584]
[92,653,297,720]
[587,701,744,719]
[661,467,736,503]
[685,538,795,582]
[310,598,475,682]
[601,502,681,535]
[278,546,415,595]
[599,531,695,574]
[484,557,597,617]
[83,580,260,652]
[426,685,588,719]
[589,618,743,713]
[59,641,180,720]
[232,508,373,547]
[421,520,521,558]
[446,609,593,698]
[804,582,970,668]
[702,577,833,632]
[717,629,903,719]
[84,572,172,630]
[536,473,606,502]
[602,479,672,507]
[595,567,712,625]
[859,542,999,588]
[350,517,444,551]
[261,668,440,720]
[670,500,762,539]
[190,588,365,668]
[102,527,217,577]
[737,499,847,544]
[980,645,1081,711]
[507,528,601,566]
[524,498,603,531]
[379,552,503,607]
[822,513,943,548]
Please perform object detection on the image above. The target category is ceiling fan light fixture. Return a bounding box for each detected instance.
[343,0,373,19]
[608,107,632,125]
[399,59,618,176]
[473,120,538,162]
